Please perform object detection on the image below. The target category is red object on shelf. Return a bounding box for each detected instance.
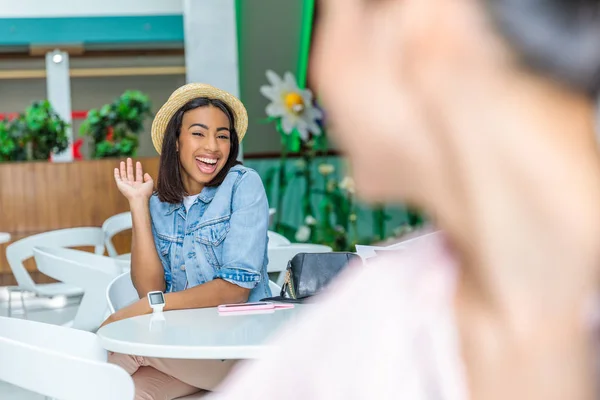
[106,126,114,142]
[0,110,89,121]
[0,112,20,121]
[71,111,88,120]
[72,139,83,160]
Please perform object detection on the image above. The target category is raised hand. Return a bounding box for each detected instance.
[114,158,154,202]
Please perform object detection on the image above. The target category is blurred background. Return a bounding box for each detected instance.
[0,0,308,156]
[0,0,423,288]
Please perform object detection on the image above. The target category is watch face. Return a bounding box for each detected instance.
[149,292,165,305]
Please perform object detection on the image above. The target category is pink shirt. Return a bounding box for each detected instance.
[209,232,468,400]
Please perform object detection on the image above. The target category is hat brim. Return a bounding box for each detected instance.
[151,83,248,154]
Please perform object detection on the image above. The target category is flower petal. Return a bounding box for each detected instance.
[301,88,314,104]
[307,120,322,135]
[260,86,280,102]
[296,120,310,141]
[307,106,323,120]
[266,70,283,86]
[281,115,296,134]
[283,71,299,91]
[266,102,286,117]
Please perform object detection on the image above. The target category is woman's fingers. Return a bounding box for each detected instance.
[119,161,126,182]
[126,158,134,183]
[136,161,143,183]
[114,167,122,183]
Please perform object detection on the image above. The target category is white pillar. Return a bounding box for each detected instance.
[45,50,73,162]
[182,0,243,160]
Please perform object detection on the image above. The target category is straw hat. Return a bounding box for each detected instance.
[151,83,248,154]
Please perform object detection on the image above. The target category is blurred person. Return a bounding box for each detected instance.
[103,83,271,399]
[209,0,600,399]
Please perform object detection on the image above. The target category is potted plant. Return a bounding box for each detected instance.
[0,120,20,161]
[0,101,69,162]
[80,90,152,159]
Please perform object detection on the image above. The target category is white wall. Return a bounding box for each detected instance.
[183,0,239,95]
[0,0,183,18]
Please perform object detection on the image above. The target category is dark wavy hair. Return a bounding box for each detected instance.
[156,98,241,204]
[487,0,600,94]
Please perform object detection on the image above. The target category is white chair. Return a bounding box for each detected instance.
[102,211,132,259]
[5,227,105,318]
[267,230,291,247]
[267,243,333,286]
[268,208,276,227]
[0,232,11,244]
[34,246,124,332]
[107,272,139,314]
[0,316,134,400]
[268,280,282,296]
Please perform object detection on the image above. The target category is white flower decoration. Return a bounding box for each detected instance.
[305,215,317,226]
[318,163,335,176]
[295,225,311,242]
[339,176,356,194]
[260,70,323,141]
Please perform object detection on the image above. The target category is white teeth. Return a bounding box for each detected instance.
[196,157,217,165]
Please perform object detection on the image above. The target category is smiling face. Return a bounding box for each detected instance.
[177,105,232,195]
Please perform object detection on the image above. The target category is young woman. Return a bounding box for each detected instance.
[210,0,600,399]
[104,83,271,399]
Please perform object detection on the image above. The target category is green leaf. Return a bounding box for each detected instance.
[274,223,298,242]
[288,133,301,152]
[262,166,279,205]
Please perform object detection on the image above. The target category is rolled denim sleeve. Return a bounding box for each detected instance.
[214,170,269,289]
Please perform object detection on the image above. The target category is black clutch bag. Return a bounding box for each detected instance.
[263,252,361,303]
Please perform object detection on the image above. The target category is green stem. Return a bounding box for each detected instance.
[297,0,316,88]
[275,146,288,232]
[373,207,386,241]
[302,152,314,219]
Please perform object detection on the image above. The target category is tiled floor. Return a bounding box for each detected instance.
[0,291,80,399]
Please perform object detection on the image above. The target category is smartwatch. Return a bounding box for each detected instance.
[147,291,165,314]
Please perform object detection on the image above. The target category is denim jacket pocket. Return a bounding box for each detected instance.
[154,233,173,257]
[194,218,230,266]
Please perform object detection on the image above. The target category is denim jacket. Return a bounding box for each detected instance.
[149,165,271,302]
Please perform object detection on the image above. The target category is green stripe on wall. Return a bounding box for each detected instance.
[297,0,315,88]
[235,0,245,101]
[0,15,184,45]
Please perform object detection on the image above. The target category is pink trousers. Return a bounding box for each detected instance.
[108,352,236,400]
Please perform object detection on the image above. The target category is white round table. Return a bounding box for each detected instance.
[97,305,306,359]
[0,232,11,244]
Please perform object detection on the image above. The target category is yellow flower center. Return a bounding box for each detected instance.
[284,92,305,114]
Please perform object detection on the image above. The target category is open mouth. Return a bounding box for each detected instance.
[195,156,219,175]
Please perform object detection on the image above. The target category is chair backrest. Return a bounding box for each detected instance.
[268,280,282,296]
[267,230,291,247]
[0,316,134,400]
[102,212,132,257]
[5,227,105,292]
[268,208,276,227]
[34,246,123,332]
[107,272,139,314]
